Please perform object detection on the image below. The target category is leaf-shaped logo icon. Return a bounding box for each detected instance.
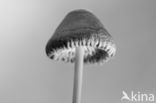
[121,91,130,101]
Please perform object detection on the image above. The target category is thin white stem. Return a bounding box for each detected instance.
[72,47,84,103]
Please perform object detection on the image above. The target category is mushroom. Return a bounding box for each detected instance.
[45,9,116,103]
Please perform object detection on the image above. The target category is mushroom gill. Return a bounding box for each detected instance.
[46,34,116,64]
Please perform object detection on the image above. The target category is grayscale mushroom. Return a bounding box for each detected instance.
[45,9,116,103]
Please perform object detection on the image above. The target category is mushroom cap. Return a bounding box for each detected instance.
[46,9,116,64]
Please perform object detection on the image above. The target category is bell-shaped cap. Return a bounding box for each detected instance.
[46,9,116,64]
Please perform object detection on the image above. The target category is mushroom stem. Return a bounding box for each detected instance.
[72,46,84,103]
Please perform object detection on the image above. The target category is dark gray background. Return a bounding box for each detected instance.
[0,0,156,103]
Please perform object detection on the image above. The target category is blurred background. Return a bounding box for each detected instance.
[0,0,156,103]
